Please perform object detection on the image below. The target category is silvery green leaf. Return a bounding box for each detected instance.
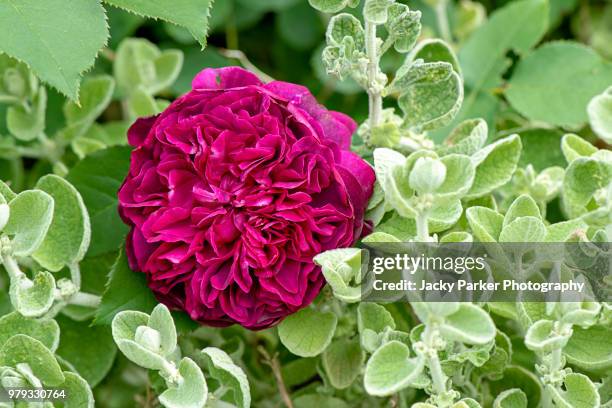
[0,55,37,101]
[588,86,612,143]
[322,338,364,389]
[159,357,208,408]
[364,0,394,24]
[563,157,612,218]
[524,319,569,352]
[544,219,587,243]
[499,216,546,242]
[427,197,463,232]
[114,39,183,97]
[364,341,424,396]
[5,190,54,257]
[466,206,503,242]
[440,231,473,243]
[548,373,600,408]
[9,271,56,318]
[437,119,488,156]
[0,181,17,202]
[373,148,406,188]
[357,303,395,352]
[6,87,46,142]
[561,134,597,163]
[407,39,461,74]
[466,134,522,199]
[370,122,401,148]
[0,203,9,232]
[62,75,115,140]
[32,175,90,272]
[504,195,541,228]
[62,371,94,408]
[362,231,402,243]
[127,88,160,119]
[493,389,527,408]
[440,304,496,345]
[308,0,353,13]
[559,302,601,327]
[112,310,167,370]
[72,137,108,159]
[385,4,421,53]
[399,70,463,131]
[147,304,177,357]
[454,0,486,42]
[0,312,59,352]
[0,335,64,386]
[564,326,612,371]
[278,308,337,357]
[326,13,364,49]
[201,347,250,408]
[386,62,453,96]
[436,154,475,198]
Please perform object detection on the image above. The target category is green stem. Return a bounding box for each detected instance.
[69,263,81,290]
[550,347,562,373]
[68,292,101,308]
[423,325,447,396]
[2,254,25,281]
[416,212,430,242]
[364,20,383,130]
[434,1,452,44]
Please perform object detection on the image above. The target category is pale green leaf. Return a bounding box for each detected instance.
[326,13,364,48]
[201,347,250,408]
[588,86,612,143]
[278,308,337,357]
[562,157,612,218]
[525,319,569,352]
[385,4,421,53]
[564,325,612,371]
[112,310,166,370]
[322,338,364,389]
[364,0,393,24]
[62,371,94,408]
[9,271,56,318]
[504,195,541,228]
[561,134,597,163]
[147,304,177,357]
[32,175,90,271]
[7,87,46,141]
[437,119,488,156]
[499,216,547,242]
[466,206,504,242]
[436,154,475,198]
[0,0,109,100]
[493,389,527,408]
[549,373,600,408]
[0,334,64,386]
[159,357,208,408]
[364,341,424,396]
[0,312,59,352]
[441,303,496,345]
[309,0,353,13]
[104,0,213,47]
[5,190,54,256]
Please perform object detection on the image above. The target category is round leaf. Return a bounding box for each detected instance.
[202,347,250,408]
[322,338,364,389]
[278,308,337,357]
[0,312,59,352]
[159,357,208,408]
[5,190,54,256]
[9,271,56,318]
[0,334,64,386]
[440,304,496,345]
[364,340,424,396]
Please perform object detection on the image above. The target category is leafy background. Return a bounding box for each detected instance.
[0,0,610,407]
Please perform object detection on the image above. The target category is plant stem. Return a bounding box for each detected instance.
[416,212,430,242]
[364,20,383,130]
[434,1,452,44]
[68,292,101,308]
[259,347,294,408]
[2,254,25,281]
[69,263,81,290]
[423,326,448,397]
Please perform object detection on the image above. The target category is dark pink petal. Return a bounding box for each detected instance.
[192,67,263,90]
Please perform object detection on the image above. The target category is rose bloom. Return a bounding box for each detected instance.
[118,67,374,329]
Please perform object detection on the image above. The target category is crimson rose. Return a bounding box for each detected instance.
[118,67,374,329]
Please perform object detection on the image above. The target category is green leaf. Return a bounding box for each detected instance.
[436,154,475,198]
[466,206,504,242]
[499,216,547,242]
[322,338,364,389]
[7,87,46,141]
[326,13,364,48]
[201,347,250,408]
[437,119,488,156]
[518,129,566,171]
[493,389,528,408]
[357,303,395,352]
[428,197,463,232]
[112,309,167,370]
[158,357,208,408]
[32,175,90,271]
[5,190,54,256]
[562,157,612,218]
[364,341,424,396]
[504,195,541,227]
[364,0,393,24]
[276,2,323,51]
[278,308,337,357]
[9,271,56,318]
[148,304,177,357]
[294,395,349,408]
[467,135,522,199]
[506,42,612,129]
[63,75,115,139]
[524,319,569,352]
[0,180,17,202]
[457,0,548,131]
[385,4,421,53]
[489,366,542,408]
[409,39,461,73]
[126,88,159,118]
[113,38,183,96]
[55,315,117,387]
[308,0,354,13]
[387,62,454,96]
[549,373,600,408]
[564,325,612,371]
[94,249,157,325]
[588,86,612,143]
[0,334,64,386]
[0,0,108,101]
[441,303,496,345]
[66,146,131,256]
[0,312,59,352]
[561,134,597,163]
[104,0,213,47]
[62,371,94,408]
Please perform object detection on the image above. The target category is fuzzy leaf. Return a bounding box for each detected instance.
[308,0,354,13]
[561,134,597,163]
[438,119,488,156]
[322,338,364,389]
[440,304,496,345]
[466,206,504,242]
[499,216,547,242]
[32,175,90,271]
[385,4,421,53]
[564,325,612,371]
[5,190,54,256]
[62,371,94,408]
[63,75,115,140]
[364,341,424,396]
[147,304,177,357]
[0,0,108,101]
[326,13,364,48]
[278,308,337,357]
[504,195,541,228]
[563,157,612,218]
[493,389,528,408]
[588,86,612,143]
[525,319,569,352]
[104,0,213,47]
[9,271,56,318]
[0,334,64,386]
[548,373,600,408]
[159,357,208,408]
[202,347,250,408]
[0,312,59,352]
[112,310,166,370]
[363,0,393,24]
[7,87,46,141]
